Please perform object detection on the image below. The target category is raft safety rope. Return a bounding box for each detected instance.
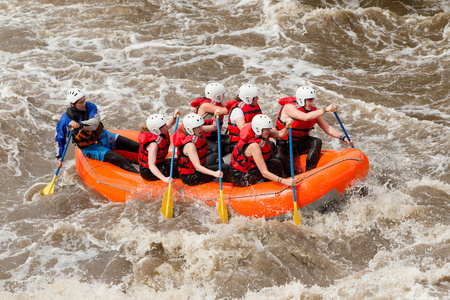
[81,153,149,197]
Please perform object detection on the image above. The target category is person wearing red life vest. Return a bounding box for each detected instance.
[224,84,262,154]
[138,110,180,183]
[190,82,230,154]
[173,113,229,186]
[228,115,296,187]
[276,86,354,174]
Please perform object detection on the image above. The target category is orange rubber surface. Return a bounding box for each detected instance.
[75,130,370,218]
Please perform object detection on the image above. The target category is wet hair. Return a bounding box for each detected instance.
[140,125,150,133]
[181,125,190,135]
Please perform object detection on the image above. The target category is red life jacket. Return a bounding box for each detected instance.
[276,97,317,141]
[138,131,170,168]
[191,97,224,138]
[231,124,272,173]
[173,126,208,175]
[225,100,262,143]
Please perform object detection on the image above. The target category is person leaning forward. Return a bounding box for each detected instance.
[228,115,296,187]
[138,110,181,183]
[173,112,229,186]
[190,82,230,155]
[55,88,140,173]
[276,86,354,174]
[224,84,263,154]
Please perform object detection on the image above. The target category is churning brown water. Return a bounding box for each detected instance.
[1,0,449,299]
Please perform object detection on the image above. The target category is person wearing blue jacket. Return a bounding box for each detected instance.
[55,88,139,173]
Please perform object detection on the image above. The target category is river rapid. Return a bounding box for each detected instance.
[0,0,449,299]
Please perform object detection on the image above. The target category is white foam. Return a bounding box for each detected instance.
[0,0,449,298]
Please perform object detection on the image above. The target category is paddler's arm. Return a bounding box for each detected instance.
[284,103,336,122]
[202,122,218,133]
[317,117,354,146]
[79,113,101,131]
[68,120,81,129]
[200,103,228,115]
[269,119,293,139]
[248,143,295,186]
[203,109,222,133]
[55,117,73,168]
[55,117,68,159]
[167,109,180,129]
[229,107,246,130]
[184,143,222,178]
[147,143,173,184]
[235,117,246,130]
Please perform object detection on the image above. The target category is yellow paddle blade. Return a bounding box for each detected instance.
[293,201,301,226]
[41,175,57,195]
[161,183,173,219]
[217,190,228,223]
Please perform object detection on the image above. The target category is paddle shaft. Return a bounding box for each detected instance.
[55,128,73,176]
[41,128,73,195]
[288,127,301,225]
[216,116,223,191]
[288,128,297,201]
[216,114,228,223]
[334,112,354,149]
[161,115,180,219]
[169,116,180,178]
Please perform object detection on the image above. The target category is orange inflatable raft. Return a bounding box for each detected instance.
[75,130,370,219]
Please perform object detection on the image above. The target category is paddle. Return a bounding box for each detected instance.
[161,115,179,219]
[41,128,73,195]
[334,112,354,148]
[216,113,228,223]
[288,126,301,226]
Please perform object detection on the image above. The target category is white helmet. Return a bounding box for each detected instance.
[238,84,260,105]
[66,88,85,105]
[205,82,226,103]
[146,114,167,135]
[295,86,316,106]
[252,114,273,136]
[183,113,204,135]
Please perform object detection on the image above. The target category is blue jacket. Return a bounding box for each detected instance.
[55,102,98,157]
